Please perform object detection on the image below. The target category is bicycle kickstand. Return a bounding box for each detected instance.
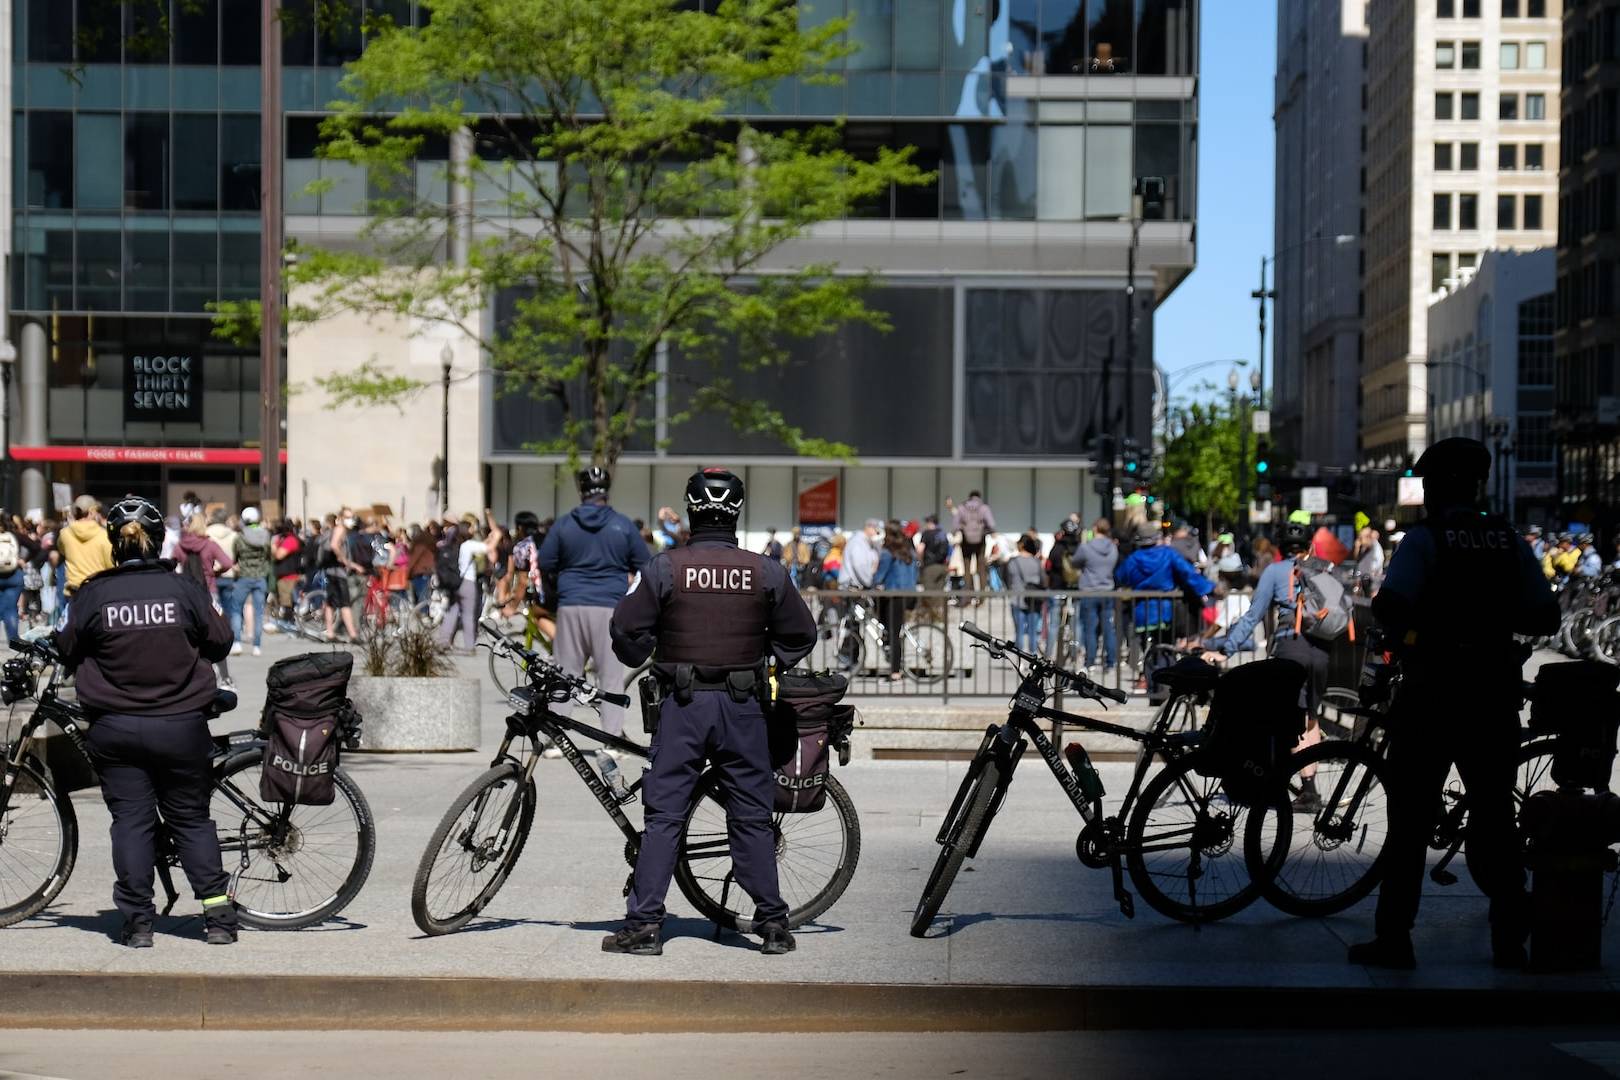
[1109,857,1135,920]
[156,859,181,917]
[714,873,739,941]
[1429,845,1461,887]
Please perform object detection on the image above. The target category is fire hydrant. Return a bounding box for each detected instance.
[1521,787,1620,972]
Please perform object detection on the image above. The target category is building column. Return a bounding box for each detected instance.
[18,320,45,512]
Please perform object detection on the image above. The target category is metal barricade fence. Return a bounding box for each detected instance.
[798,588,1271,701]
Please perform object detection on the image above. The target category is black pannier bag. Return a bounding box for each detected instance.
[1196,658,1307,806]
[770,670,855,814]
[260,651,361,806]
[1530,660,1620,790]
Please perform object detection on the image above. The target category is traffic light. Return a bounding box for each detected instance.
[1255,437,1271,477]
[1121,439,1141,479]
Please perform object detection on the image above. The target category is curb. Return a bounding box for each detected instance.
[1,972,1614,1032]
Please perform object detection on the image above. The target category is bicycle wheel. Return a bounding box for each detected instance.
[903,622,953,683]
[295,589,327,640]
[1126,752,1271,924]
[1561,609,1596,657]
[1247,740,1391,918]
[1589,615,1620,666]
[910,758,1001,937]
[211,751,376,929]
[0,761,78,927]
[674,771,861,933]
[411,762,536,935]
[487,643,528,697]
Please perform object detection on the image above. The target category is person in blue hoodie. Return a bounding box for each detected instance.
[538,467,650,739]
[1114,521,1215,642]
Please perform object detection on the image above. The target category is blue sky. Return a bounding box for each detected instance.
[1154,4,1277,399]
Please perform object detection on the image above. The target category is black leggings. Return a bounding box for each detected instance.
[881,596,908,675]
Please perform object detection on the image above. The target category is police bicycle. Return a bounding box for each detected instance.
[0,636,376,929]
[911,623,1282,935]
[411,621,861,936]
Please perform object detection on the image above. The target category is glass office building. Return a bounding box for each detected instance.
[12,0,1200,528]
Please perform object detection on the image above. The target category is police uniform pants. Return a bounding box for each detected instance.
[625,692,788,928]
[87,713,230,921]
[1373,695,1527,944]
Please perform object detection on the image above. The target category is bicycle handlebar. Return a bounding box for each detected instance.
[959,621,1130,704]
[479,619,632,709]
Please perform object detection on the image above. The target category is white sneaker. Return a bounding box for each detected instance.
[598,747,622,762]
[252,646,262,657]
[230,642,243,656]
[541,745,564,760]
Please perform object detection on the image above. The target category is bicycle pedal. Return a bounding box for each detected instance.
[623,873,636,898]
[1117,892,1136,919]
[1430,869,1459,887]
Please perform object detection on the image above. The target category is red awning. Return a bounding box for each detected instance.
[9,445,288,466]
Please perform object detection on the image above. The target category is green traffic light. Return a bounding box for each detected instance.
[1125,461,1138,473]
[1256,461,1269,474]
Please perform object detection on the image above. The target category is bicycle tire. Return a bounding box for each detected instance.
[411,762,536,935]
[1126,752,1270,924]
[211,751,376,930]
[488,646,527,698]
[1247,740,1392,918]
[0,760,78,928]
[295,589,327,641]
[910,758,1001,937]
[1589,614,1620,666]
[674,771,861,933]
[903,623,954,684]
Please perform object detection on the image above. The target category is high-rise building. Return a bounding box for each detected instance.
[1361,0,1561,491]
[1554,0,1620,524]
[1273,0,1368,475]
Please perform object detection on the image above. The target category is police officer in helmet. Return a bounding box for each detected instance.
[1348,438,1557,969]
[607,468,817,955]
[56,495,238,947]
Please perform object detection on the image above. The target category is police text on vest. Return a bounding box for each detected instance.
[102,600,180,629]
[683,565,754,591]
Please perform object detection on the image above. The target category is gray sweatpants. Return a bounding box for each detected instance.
[554,605,628,736]
[437,579,479,650]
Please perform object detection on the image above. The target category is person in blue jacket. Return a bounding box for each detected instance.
[1113,522,1215,639]
[538,467,649,740]
[873,519,920,681]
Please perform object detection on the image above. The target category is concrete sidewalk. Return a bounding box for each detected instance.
[3,634,1616,1030]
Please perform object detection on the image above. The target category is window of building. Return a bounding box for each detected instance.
[1525,143,1544,169]
[1499,143,1518,169]
[1458,252,1478,271]
[1134,0,1197,76]
[220,116,261,212]
[1433,252,1452,291]
[1434,192,1452,229]
[1526,41,1547,68]
[1501,42,1520,69]
[1437,41,1456,67]
[1498,193,1517,228]
[124,115,170,211]
[1524,193,1543,229]
[1526,93,1546,120]
[1436,92,1454,120]
[1461,92,1480,119]
[76,113,122,210]
[1517,414,1553,462]
[1460,142,1478,169]
[1461,41,1481,68]
[1435,142,1454,169]
[1459,192,1478,229]
[1527,0,1544,15]
[1500,93,1519,120]
[174,0,219,64]
[23,112,73,210]
[1463,0,1480,13]
[1501,0,1518,14]
[172,115,219,213]
[1438,0,1454,14]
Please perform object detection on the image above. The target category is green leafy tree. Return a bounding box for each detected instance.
[227,0,928,467]
[1161,399,1245,538]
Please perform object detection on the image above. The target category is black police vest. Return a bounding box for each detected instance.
[656,545,773,669]
[1413,511,1520,652]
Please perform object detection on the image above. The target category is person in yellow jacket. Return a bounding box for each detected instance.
[58,495,115,596]
[1541,534,1580,580]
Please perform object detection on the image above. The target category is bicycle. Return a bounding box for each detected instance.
[411,621,862,936]
[910,622,1283,935]
[485,599,556,697]
[828,594,953,684]
[1251,655,1563,918]
[0,636,376,929]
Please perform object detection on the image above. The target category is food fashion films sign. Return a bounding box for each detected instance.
[124,349,203,423]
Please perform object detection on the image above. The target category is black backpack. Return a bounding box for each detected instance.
[1196,658,1307,806]
[770,670,856,813]
[1529,661,1620,789]
[259,651,362,806]
[434,538,463,590]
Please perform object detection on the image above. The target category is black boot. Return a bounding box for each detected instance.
[601,923,662,956]
[119,916,155,949]
[759,921,796,956]
[1291,776,1323,813]
[203,897,239,945]
[1346,935,1416,969]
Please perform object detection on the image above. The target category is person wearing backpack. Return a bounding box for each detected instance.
[58,495,238,947]
[0,514,38,642]
[1004,534,1046,657]
[1071,518,1120,672]
[946,491,996,597]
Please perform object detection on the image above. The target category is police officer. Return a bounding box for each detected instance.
[1349,438,1558,969]
[56,495,238,948]
[606,468,817,955]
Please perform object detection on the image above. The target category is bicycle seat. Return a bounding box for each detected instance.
[1154,658,1221,695]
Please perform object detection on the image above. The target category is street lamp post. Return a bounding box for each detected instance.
[0,340,15,513]
[440,343,453,516]
[1256,233,1357,422]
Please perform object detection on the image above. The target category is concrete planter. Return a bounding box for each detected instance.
[349,675,481,752]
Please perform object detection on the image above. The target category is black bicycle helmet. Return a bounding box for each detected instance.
[1279,521,1312,554]
[105,494,165,559]
[685,467,745,528]
[1060,519,1081,537]
[577,466,612,498]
